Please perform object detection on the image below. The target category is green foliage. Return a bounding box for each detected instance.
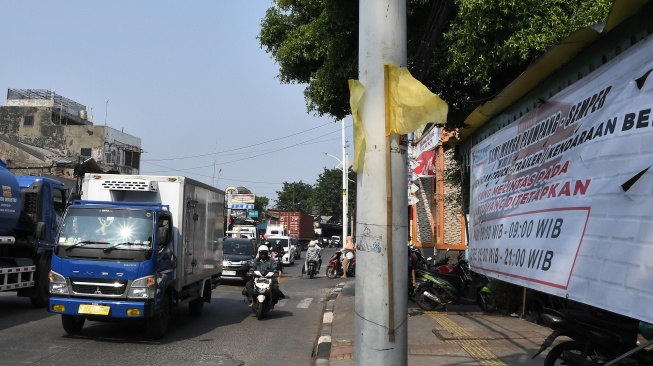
[259,0,612,125]
[275,181,314,212]
[441,0,612,95]
[273,167,356,222]
[258,0,358,119]
[311,167,343,217]
[254,196,270,222]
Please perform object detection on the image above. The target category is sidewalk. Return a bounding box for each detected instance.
[317,280,552,366]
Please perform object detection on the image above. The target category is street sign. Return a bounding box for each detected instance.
[231,203,254,209]
[249,210,259,218]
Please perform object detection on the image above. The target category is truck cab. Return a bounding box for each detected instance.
[0,160,69,307]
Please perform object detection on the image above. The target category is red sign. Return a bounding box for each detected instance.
[413,149,436,177]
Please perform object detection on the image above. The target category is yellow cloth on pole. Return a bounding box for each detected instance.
[348,79,365,173]
[385,63,448,136]
[348,64,447,172]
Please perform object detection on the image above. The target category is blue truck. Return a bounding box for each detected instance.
[0,160,68,307]
[49,173,225,338]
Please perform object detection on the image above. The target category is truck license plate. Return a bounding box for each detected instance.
[224,270,236,276]
[78,304,110,315]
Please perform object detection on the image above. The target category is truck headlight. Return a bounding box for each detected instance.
[127,276,156,299]
[49,270,69,295]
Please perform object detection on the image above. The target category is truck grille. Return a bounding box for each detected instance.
[71,278,128,296]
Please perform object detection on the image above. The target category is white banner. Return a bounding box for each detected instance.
[469,36,653,322]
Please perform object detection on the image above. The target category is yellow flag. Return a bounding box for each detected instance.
[385,63,448,136]
[348,79,365,173]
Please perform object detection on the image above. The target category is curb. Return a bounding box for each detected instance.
[315,281,345,366]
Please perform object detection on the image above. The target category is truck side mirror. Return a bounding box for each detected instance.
[35,222,46,240]
[157,227,169,247]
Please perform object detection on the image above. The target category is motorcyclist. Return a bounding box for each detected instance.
[300,240,322,278]
[262,239,284,273]
[245,245,280,307]
[413,247,428,270]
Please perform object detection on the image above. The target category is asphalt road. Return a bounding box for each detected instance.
[0,248,340,366]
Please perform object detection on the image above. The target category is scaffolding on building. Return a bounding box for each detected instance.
[7,89,89,125]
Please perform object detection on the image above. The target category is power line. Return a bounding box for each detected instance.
[143,120,346,162]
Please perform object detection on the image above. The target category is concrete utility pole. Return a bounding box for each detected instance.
[341,118,348,243]
[355,0,408,365]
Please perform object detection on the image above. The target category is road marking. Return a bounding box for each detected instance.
[428,312,508,366]
[276,299,288,308]
[297,297,313,308]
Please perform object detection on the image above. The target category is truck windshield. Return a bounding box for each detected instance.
[58,207,155,251]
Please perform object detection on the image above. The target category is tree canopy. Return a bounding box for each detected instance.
[272,167,356,221]
[259,0,611,125]
[274,181,315,212]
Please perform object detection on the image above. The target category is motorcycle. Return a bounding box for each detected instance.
[326,250,356,279]
[306,259,320,279]
[414,251,495,313]
[532,306,653,365]
[242,270,275,320]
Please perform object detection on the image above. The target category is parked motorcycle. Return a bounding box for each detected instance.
[326,250,356,279]
[306,259,320,279]
[414,252,494,313]
[242,270,275,320]
[532,306,653,365]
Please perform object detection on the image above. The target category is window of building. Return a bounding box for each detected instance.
[80,148,92,157]
[124,151,141,169]
[24,115,34,126]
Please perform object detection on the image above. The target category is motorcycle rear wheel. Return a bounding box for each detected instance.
[544,340,604,366]
[415,288,440,311]
[326,267,338,279]
[476,291,496,313]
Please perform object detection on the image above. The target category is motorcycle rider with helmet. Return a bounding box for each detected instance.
[300,240,322,278]
[245,245,281,307]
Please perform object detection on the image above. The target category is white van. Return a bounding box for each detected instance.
[265,224,286,238]
[226,225,257,239]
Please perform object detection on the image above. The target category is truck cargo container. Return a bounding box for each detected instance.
[278,211,314,250]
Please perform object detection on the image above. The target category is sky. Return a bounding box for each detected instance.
[0,1,353,204]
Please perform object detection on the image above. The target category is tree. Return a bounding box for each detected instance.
[259,0,611,125]
[275,181,314,212]
[312,166,357,223]
[312,167,343,218]
[254,196,270,222]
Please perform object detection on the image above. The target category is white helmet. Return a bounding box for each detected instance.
[309,240,316,247]
[258,245,269,253]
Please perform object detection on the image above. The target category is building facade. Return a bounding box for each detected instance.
[0,89,141,176]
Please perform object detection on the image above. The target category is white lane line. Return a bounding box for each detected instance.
[297,297,313,308]
[276,299,288,308]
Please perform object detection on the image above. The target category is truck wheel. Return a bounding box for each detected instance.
[61,315,85,334]
[189,297,204,317]
[30,254,51,308]
[145,291,171,339]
